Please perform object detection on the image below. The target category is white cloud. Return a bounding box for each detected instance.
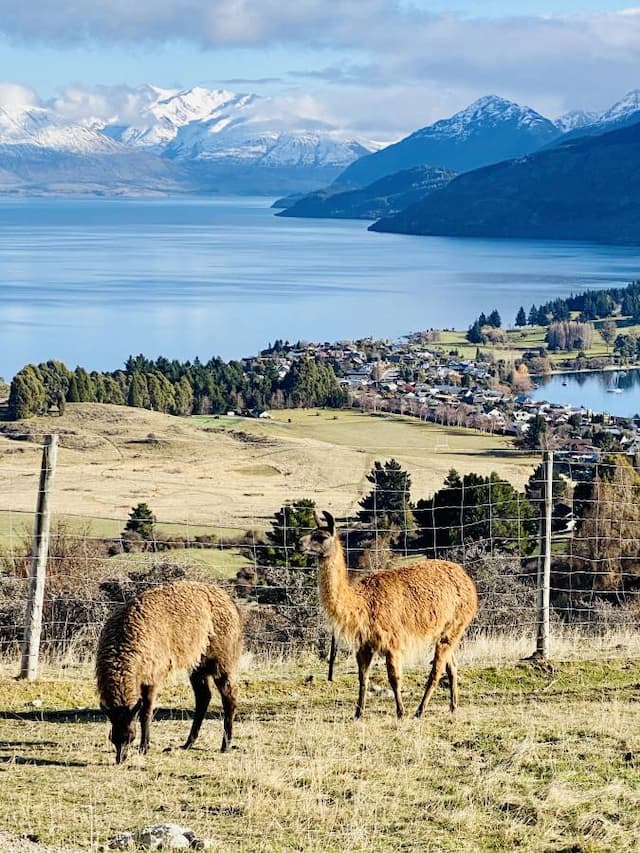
[3,5,640,137]
[0,82,39,108]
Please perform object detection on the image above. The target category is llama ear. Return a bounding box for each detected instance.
[322,511,335,535]
[314,509,326,528]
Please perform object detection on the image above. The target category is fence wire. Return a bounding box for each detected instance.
[2,427,640,669]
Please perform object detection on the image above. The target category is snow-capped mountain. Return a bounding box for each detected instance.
[554,110,599,134]
[554,90,640,143]
[104,87,259,151]
[0,84,377,194]
[599,89,640,126]
[332,95,561,189]
[106,86,377,191]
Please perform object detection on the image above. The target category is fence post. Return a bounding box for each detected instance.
[19,434,58,681]
[535,449,553,659]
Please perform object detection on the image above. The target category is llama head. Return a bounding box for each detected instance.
[101,698,142,764]
[298,509,336,557]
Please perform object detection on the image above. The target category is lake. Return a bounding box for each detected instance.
[1,195,640,379]
[531,369,640,418]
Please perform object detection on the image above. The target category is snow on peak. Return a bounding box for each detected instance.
[554,110,599,133]
[420,95,555,142]
[601,89,640,123]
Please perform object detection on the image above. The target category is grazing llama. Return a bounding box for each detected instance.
[299,510,477,718]
[96,581,242,764]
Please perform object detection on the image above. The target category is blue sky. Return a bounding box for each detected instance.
[1,3,639,137]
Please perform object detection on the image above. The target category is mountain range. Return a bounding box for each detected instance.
[276,89,640,243]
[3,85,640,209]
[0,86,376,195]
[369,120,640,244]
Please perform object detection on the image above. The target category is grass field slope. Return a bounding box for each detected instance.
[0,404,535,534]
[0,657,637,851]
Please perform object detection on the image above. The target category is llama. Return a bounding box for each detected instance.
[96,581,242,764]
[299,510,477,718]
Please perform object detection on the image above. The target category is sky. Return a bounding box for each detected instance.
[1,2,640,139]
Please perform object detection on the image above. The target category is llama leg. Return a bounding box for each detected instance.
[446,653,460,712]
[214,671,238,753]
[355,644,374,719]
[139,684,156,754]
[182,667,212,750]
[328,633,338,682]
[415,641,451,718]
[385,651,405,718]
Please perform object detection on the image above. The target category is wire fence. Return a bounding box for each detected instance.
[2,426,640,675]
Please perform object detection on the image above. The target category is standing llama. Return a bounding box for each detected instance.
[96,581,242,764]
[299,510,477,718]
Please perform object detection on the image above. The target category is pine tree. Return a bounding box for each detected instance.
[8,365,47,420]
[466,321,483,344]
[357,459,416,548]
[124,502,155,540]
[515,306,527,327]
[488,309,502,328]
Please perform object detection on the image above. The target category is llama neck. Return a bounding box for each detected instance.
[317,537,366,633]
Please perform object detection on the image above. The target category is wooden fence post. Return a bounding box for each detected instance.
[19,434,58,681]
[535,450,553,659]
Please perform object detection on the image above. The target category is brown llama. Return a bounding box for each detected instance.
[96,581,242,764]
[299,510,477,718]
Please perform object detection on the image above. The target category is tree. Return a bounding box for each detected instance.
[515,306,527,327]
[466,321,483,344]
[124,502,155,540]
[600,319,617,353]
[254,499,318,619]
[357,459,416,549]
[414,469,535,557]
[570,456,640,592]
[522,414,547,450]
[8,365,46,420]
[173,376,194,416]
[127,372,150,409]
[614,333,637,361]
[487,309,502,328]
[528,304,539,326]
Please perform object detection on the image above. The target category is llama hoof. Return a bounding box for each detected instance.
[414,708,424,719]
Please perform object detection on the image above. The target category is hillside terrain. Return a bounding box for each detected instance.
[371,121,640,244]
[275,165,456,220]
[0,404,533,531]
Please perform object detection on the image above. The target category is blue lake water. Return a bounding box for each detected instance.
[531,369,640,417]
[1,195,640,378]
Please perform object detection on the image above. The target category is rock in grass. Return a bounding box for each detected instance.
[103,824,212,850]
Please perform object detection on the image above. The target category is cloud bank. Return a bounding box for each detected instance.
[2,5,640,136]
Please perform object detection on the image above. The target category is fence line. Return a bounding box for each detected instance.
[2,430,640,671]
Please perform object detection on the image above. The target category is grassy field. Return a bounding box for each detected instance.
[0,404,537,543]
[434,318,640,366]
[0,656,638,851]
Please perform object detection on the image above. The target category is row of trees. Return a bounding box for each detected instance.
[545,320,595,352]
[520,280,640,328]
[8,355,346,420]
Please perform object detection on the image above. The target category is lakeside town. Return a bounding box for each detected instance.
[247,324,640,460]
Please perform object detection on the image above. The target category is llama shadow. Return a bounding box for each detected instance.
[0,707,221,724]
[0,753,87,767]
